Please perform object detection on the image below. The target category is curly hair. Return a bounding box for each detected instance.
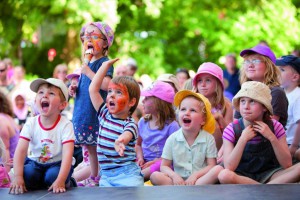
[0,91,14,117]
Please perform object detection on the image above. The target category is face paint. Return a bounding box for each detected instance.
[107,82,130,114]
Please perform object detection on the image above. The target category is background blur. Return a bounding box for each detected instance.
[1,0,300,79]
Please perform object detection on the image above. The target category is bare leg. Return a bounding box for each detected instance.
[85,145,99,177]
[218,169,259,184]
[142,167,151,181]
[150,172,173,185]
[268,163,300,184]
[196,165,224,185]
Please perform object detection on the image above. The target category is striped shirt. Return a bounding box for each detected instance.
[97,103,137,170]
[223,119,285,144]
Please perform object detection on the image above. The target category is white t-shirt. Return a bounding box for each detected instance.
[20,115,75,163]
[285,87,300,145]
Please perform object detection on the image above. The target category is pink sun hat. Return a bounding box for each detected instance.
[141,81,175,103]
[192,62,224,89]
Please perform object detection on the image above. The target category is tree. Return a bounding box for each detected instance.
[1,0,300,78]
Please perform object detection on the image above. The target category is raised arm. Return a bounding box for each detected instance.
[89,58,119,111]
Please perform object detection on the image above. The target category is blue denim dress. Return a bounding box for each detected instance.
[73,57,113,145]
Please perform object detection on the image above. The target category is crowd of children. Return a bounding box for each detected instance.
[1,21,300,194]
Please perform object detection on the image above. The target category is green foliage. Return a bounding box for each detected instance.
[1,0,300,79]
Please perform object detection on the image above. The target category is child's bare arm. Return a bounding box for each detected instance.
[48,142,74,193]
[135,137,144,166]
[290,122,300,156]
[160,159,185,185]
[9,139,29,194]
[89,58,119,112]
[185,158,216,185]
[115,131,133,156]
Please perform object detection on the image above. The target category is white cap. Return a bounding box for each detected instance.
[30,78,69,101]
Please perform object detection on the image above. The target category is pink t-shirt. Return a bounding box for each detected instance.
[223,119,285,144]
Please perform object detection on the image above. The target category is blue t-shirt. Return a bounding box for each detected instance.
[73,57,114,145]
[223,69,241,96]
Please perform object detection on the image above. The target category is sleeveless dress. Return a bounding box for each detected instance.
[72,57,114,145]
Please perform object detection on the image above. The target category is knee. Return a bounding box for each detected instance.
[218,169,235,184]
[149,171,160,185]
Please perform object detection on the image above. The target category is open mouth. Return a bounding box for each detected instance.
[87,44,94,51]
[183,118,191,124]
[41,101,49,112]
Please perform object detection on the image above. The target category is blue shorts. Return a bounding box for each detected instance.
[99,163,144,187]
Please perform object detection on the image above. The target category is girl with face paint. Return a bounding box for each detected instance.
[69,22,114,187]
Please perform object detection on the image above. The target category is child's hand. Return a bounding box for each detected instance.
[240,125,256,142]
[48,180,66,193]
[185,174,197,185]
[141,160,155,169]
[171,174,185,185]
[136,158,145,167]
[115,138,126,156]
[68,84,77,97]
[102,58,120,68]
[9,176,27,194]
[253,121,275,141]
[81,62,93,76]
[289,145,298,157]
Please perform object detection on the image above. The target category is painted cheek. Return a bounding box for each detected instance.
[93,40,101,51]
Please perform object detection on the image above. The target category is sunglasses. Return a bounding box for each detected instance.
[0,68,7,73]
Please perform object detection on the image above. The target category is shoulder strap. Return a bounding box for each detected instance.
[233,118,244,142]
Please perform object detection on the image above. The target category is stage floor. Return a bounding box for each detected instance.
[1,184,299,200]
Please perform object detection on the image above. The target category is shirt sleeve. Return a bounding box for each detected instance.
[19,117,34,141]
[222,123,235,143]
[272,119,286,139]
[206,134,218,158]
[124,120,138,139]
[161,134,174,160]
[61,121,75,144]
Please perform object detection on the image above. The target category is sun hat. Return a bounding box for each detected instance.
[174,90,215,134]
[81,21,114,48]
[30,78,69,101]
[276,55,300,74]
[66,68,81,80]
[126,58,138,70]
[141,81,175,103]
[240,44,276,64]
[232,81,273,114]
[157,73,181,92]
[192,62,224,89]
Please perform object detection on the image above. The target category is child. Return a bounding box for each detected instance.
[136,81,180,181]
[69,21,114,186]
[9,78,75,194]
[238,44,288,127]
[192,62,233,151]
[219,81,300,184]
[66,68,81,90]
[89,58,144,187]
[150,90,218,185]
[276,55,300,160]
[0,91,19,173]
[11,91,30,130]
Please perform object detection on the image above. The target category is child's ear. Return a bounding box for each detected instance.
[59,101,68,111]
[128,98,136,108]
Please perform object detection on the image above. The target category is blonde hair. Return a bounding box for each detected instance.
[144,97,176,130]
[111,76,140,115]
[240,53,281,88]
